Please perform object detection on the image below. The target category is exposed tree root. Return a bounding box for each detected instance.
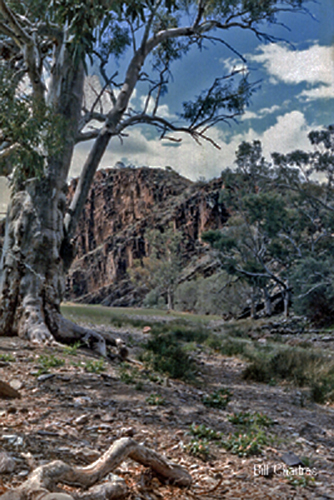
[0,437,192,500]
[55,315,108,357]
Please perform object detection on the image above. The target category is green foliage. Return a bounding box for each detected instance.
[189,423,222,441]
[62,341,82,356]
[181,75,254,127]
[36,354,65,374]
[0,353,16,362]
[228,411,274,427]
[0,65,66,187]
[222,429,268,457]
[184,438,210,460]
[84,358,105,373]
[202,387,232,409]
[146,393,166,406]
[140,330,196,380]
[175,272,250,316]
[203,129,334,320]
[131,224,183,310]
[241,343,334,404]
[291,257,334,327]
[287,472,316,489]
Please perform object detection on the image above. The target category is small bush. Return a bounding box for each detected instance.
[202,388,232,409]
[242,347,323,385]
[63,341,81,356]
[140,331,196,380]
[189,423,222,441]
[146,393,165,406]
[184,438,210,460]
[222,429,267,457]
[228,411,274,427]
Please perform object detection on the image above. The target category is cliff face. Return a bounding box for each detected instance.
[66,167,228,306]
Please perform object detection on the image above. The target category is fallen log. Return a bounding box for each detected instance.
[0,437,192,500]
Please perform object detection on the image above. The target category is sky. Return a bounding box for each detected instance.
[1,0,333,214]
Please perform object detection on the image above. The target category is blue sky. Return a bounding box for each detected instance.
[1,0,333,213]
[69,0,334,183]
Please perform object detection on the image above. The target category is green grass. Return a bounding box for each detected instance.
[61,303,334,404]
[61,303,221,328]
[208,329,334,404]
[0,353,16,362]
[184,438,210,460]
[62,341,82,356]
[35,354,65,375]
[84,359,105,373]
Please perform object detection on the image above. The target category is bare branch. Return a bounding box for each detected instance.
[0,0,31,46]
[0,20,19,42]
[0,0,45,104]
[76,128,103,143]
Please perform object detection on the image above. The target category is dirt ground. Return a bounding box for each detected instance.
[1,323,334,500]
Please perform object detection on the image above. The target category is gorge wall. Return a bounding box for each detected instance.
[66,167,228,307]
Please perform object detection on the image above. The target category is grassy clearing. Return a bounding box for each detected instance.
[61,303,334,402]
[61,302,221,328]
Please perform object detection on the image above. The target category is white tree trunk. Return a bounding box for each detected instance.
[0,179,106,355]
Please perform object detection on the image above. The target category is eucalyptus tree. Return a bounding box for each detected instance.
[273,125,334,324]
[203,126,334,320]
[0,0,309,351]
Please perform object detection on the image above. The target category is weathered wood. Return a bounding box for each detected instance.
[0,437,192,500]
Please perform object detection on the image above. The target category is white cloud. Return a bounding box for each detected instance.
[0,111,314,213]
[250,43,334,99]
[71,110,312,182]
[138,95,176,120]
[242,104,281,122]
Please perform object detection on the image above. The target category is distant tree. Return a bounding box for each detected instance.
[131,224,183,310]
[203,131,334,318]
[0,0,311,350]
[273,125,334,324]
[203,141,293,316]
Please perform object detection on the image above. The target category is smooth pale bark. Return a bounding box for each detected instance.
[0,178,107,355]
[1,437,192,500]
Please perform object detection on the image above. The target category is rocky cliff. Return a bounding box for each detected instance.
[66,167,228,306]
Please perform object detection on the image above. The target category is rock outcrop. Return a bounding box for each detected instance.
[66,167,227,306]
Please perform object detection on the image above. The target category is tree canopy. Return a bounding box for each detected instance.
[203,125,334,322]
[0,0,313,348]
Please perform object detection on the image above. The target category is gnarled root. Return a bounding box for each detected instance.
[0,437,192,500]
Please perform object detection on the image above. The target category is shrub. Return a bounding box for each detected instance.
[146,393,165,406]
[228,411,274,427]
[222,429,268,457]
[189,423,222,441]
[140,331,196,380]
[36,354,65,374]
[202,388,232,409]
[184,438,210,460]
